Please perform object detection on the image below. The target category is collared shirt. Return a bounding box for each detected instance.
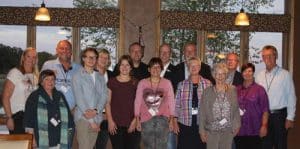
[226,71,235,85]
[184,62,189,80]
[42,58,81,110]
[160,61,171,77]
[236,82,269,136]
[175,76,212,126]
[255,66,296,121]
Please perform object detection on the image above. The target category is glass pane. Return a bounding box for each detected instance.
[36,26,71,69]
[249,32,282,73]
[161,29,197,65]
[205,31,240,66]
[161,0,284,14]
[0,0,118,8]
[0,25,26,93]
[80,27,118,70]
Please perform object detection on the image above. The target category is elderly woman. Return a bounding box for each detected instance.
[106,55,140,149]
[199,63,240,149]
[135,57,175,149]
[174,57,212,149]
[72,48,108,149]
[24,70,74,148]
[234,63,269,149]
[2,47,39,134]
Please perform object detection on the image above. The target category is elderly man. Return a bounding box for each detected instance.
[174,42,214,88]
[225,53,243,86]
[255,45,296,149]
[42,40,80,111]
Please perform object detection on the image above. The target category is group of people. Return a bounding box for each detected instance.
[1,40,296,149]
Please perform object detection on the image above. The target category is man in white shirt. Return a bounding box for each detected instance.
[255,45,296,149]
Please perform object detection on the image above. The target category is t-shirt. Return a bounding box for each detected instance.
[6,68,37,114]
[108,77,138,127]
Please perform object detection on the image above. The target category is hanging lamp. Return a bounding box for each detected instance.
[235,0,249,26]
[35,1,50,21]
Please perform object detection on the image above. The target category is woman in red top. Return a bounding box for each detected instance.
[105,55,140,149]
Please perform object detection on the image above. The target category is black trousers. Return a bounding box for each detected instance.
[109,126,141,149]
[177,122,206,149]
[262,109,288,149]
[235,136,262,149]
[9,111,25,134]
[95,120,109,149]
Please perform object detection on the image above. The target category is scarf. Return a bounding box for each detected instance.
[37,93,70,148]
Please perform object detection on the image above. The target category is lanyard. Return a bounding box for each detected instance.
[265,66,279,93]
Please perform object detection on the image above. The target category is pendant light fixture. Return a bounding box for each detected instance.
[235,0,249,26]
[35,0,50,21]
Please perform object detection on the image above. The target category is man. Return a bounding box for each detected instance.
[255,45,296,149]
[42,40,80,111]
[159,43,177,149]
[225,53,243,86]
[174,42,214,88]
[114,42,149,80]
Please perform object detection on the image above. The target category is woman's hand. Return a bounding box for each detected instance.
[89,122,100,132]
[136,118,142,132]
[127,118,136,133]
[108,119,118,135]
[172,119,180,134]
[259,126,268,137]
[84,109,97,119]
[6,117,14,130]
[168,118,174,132]
[200,132,207,143]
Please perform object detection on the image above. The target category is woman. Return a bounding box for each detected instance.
[135,57,175,149]
[234,63,269,149]
[95,48,114,149]
[199,63,240,149]
[72,48,108,149]
[96,48,114,82]
[174,57,212,149]
[106,55,140,149]
[24,69,74,148]
[2,47,39,134]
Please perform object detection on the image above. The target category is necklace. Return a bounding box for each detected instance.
[265,66,279,92]
[150,77,161,91]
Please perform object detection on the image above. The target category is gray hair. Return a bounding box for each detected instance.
[187,57,202,67]
[212,63,229,78]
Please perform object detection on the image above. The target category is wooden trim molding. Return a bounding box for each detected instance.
[160,10,291,32]
[0,7,119,27]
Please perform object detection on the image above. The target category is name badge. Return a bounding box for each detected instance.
[219,118,228,125]
[148,109,157,116]
[239,108,246,116]
[50,118,60,127]
[192,108,198,115]
[59,85,69,94]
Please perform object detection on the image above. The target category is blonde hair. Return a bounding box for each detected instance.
[19,47,39,82]
[212,63,228,78]
[187,57,202,67]
[98,48,111,68]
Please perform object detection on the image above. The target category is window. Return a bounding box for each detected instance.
[80,27,118,70]
[0,25,26,93]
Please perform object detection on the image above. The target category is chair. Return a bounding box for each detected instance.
[0,134,33,149]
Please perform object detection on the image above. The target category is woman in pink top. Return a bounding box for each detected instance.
[135,57,175,149]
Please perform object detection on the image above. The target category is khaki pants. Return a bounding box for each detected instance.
[207,130,234,149]
[75,119,98,149]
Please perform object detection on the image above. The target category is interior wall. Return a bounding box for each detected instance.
[288,0,300,148]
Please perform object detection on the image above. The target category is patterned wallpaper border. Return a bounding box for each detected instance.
[160,10,291,33]
[0,7,119,27]
[0,7,290,32]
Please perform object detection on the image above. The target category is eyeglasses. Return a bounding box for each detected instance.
[262,54,275,59]
[85,56,97,60]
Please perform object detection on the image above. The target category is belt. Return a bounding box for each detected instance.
[270,107,287,114]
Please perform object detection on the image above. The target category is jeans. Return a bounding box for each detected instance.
[167,132,177,149]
